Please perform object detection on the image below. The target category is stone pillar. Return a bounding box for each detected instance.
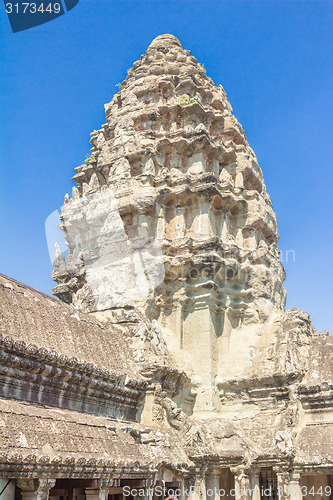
[235,172,244,189]
[177,478,186,500]
[250,468,261,500]
[198,475,207,500]
[231,470,242,500]
[140,386,156,425]
[17,479,56,500]
[85,480,112,500]
[195,200,212,239]
[187,475,205,500]
[231,467,251,500]
[174,205,186,238]
[220,209,229,244]
[289,472,302,500]
[241,471,251,500]
[206,468,220,500]
[156,205,165,239]
[274,468,290,500]
[145,475,157,500]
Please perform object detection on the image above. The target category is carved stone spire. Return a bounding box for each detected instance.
[53,34,286,411]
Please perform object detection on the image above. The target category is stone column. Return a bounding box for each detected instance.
[235,172,244,189]
[145,475,157,500]
[220,209,230,244]
[274,468,290,500]
[174,205,186,238]
[198,474,207,500]
[206,468,220,500]
[250,468,261,500]
[177,478,186,500]
[195,200,212,239]
[85,480,112,500]
[17,479,56,500]
[231,467,251,500]
[187,475,206,500]
[289,472,302,500]
[156,205,165,239]
[231,469,242,500]
[140,386,156,425]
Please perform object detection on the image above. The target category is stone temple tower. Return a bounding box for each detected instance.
[53,34,287,415]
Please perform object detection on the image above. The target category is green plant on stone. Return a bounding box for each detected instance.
[177,95,199,106]
[85,154,93,166]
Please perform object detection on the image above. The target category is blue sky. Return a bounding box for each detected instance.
[0,0,332,333]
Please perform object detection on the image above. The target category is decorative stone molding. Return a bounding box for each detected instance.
[17,479,56,500]
[0,336,146,420]
[0,453,156,479]
[0,333,145,389]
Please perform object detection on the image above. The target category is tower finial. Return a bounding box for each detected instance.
[148,34,183,49]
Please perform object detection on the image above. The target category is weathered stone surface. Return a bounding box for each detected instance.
[51,32,333,476]
[0,274,138,376]
[52,33,289,414]
[0,398,191,476]
[1,34,332,493]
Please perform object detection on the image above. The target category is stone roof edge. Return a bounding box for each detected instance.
[0,273,59,303]
[216,371,302,392]
[0,333,146,391]
[0,454,157,478]
[0,273,109,329]
[0,454,196,479]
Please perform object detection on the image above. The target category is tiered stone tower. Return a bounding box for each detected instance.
[53,34,286,414]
